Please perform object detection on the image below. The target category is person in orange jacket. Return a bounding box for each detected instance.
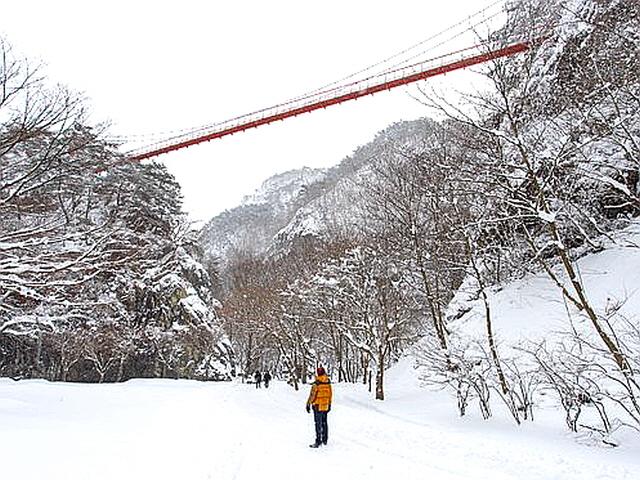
[306,366,332,448]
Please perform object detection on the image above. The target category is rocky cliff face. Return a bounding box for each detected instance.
[198,166,328,263]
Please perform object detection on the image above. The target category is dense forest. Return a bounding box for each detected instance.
[0,39,233,382]
[2,0,639,444]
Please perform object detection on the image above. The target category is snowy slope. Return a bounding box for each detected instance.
[448,221,640,347]
[267,119,438,256]
[1,373,638,480]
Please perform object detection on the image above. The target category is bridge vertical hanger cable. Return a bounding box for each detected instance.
[113,0,547,163]
[107,0,509,148]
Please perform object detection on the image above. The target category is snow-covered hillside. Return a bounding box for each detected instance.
[199,119,438,262]
[2,366,638,480]
[448,221,640,346]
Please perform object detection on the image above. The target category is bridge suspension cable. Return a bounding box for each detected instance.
[116,1,546,163]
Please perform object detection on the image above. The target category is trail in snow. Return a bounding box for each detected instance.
[1,365,639,480]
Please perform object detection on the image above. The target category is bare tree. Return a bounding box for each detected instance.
[361,130,467,353]
[296,245,420,400]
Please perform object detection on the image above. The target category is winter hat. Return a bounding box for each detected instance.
[316,367,326,376]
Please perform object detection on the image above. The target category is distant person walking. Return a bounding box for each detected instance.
[306,366,332,448]
[254,370,262,388]
[263,371,272,388]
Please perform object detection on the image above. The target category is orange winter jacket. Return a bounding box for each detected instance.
[307,374,332,412]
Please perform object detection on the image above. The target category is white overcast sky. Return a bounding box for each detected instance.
[2,0,503,224]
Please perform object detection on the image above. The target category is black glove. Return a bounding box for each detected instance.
[306,404,310,413]
[327,405,331,412]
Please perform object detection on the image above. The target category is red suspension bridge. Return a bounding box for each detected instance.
[119,1,548,163]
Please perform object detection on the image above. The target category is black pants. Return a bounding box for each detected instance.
[313,409,329,444]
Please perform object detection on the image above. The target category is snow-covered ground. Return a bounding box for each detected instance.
[2,363,639,480]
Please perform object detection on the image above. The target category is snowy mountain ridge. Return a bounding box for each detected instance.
[200,118,438,263]
[198,164,337,265]
[240,167,327,208]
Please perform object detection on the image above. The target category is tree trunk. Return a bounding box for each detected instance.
[482,290,509,396]
[375,352,385,400]
[117,357,125,382]
[414,232,448,351]
[554,234,629,373]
